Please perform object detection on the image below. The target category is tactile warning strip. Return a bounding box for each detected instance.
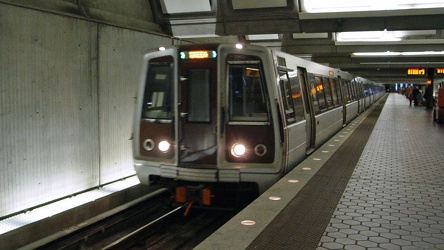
[317,94,444,249]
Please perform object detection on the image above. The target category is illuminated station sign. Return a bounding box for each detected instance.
[437,68,444,74]
[407,68,426,75]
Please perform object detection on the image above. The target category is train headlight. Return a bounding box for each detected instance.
[231,143,246,157]
[158,140,170,153]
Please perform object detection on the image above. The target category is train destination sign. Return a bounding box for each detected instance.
[437,68,444,74]
[180,50,217,60]
[407,68,426,75]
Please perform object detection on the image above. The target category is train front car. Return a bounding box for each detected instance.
[133,44,283,206]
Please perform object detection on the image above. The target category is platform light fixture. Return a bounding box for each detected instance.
[301,0,444,13]
[352,51,444,57]
[246,34,280,40]
[336,30,401,42]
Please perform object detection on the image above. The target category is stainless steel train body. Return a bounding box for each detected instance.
[133,44,384,196]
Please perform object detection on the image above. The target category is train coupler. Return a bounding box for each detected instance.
[174,185,214,206]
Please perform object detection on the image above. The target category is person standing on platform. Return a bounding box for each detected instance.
[424,86,433,109]
[406,86,412,106]
[412,86,420,106]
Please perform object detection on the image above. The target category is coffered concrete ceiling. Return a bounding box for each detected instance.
[4,0,444,84]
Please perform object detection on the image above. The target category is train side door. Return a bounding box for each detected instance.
[297,67,316,154]
[178,61,218,165]
[338,77,347,126]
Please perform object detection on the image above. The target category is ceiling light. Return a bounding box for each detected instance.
[301,0,444,13]
[352,51,444,57]
[336,30,401,42]
[246,34,280,40]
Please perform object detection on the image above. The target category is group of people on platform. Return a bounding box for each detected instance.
[399,85,434,107]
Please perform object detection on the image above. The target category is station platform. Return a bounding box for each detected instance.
[197,93,444,250]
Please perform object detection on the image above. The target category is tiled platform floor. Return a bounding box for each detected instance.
[317,94,444,249]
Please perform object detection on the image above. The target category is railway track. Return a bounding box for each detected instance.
[34,188,235,249]
[104,205,234,249]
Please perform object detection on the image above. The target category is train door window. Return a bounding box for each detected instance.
[329,78,339,107]
[228,61,269,122]
[279,71,296,124]
[334,78,343,105]
[351,80,358,101]
[341,80,350,103]
[314,76,327,111]
[289,72,305,121]
[346,81,353,102]
[323,77,333,108]
[353,81,359,100]
[142,56,173,120]
[187,68,211,122]
[346,82,353,101]
[358,82,364,99]
[307,73,321,114]
[354,81,361,99]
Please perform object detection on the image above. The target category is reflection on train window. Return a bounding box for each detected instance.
[329,78,340,106]
[357,81,364,99]
[187,68,211,122]
[342,80,351,103]
[350,81,357,101]
[279,71,296,124]
[350,80,357,101]
[364,83,372,96]
[314,76,327,111]
[229,63,269,122]
[323,77,333,108]
[142,57,173,120]
[289,72,305,121]
[307,73,320,114]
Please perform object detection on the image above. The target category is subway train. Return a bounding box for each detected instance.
[132,43,384,205]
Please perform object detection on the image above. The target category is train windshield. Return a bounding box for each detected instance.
[141,56,174,120]
[228,61,269,122]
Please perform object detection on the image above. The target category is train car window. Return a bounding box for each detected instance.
[329,78,339,106]
[307,73,321,114]
[228,61,269,122]
[187,68,211,122]
[289,72,305,122]
[364,83,370,96]
[142,56,173,120]
[314,76,327,111]
[279,71,296,124]
[322,77,333,108]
